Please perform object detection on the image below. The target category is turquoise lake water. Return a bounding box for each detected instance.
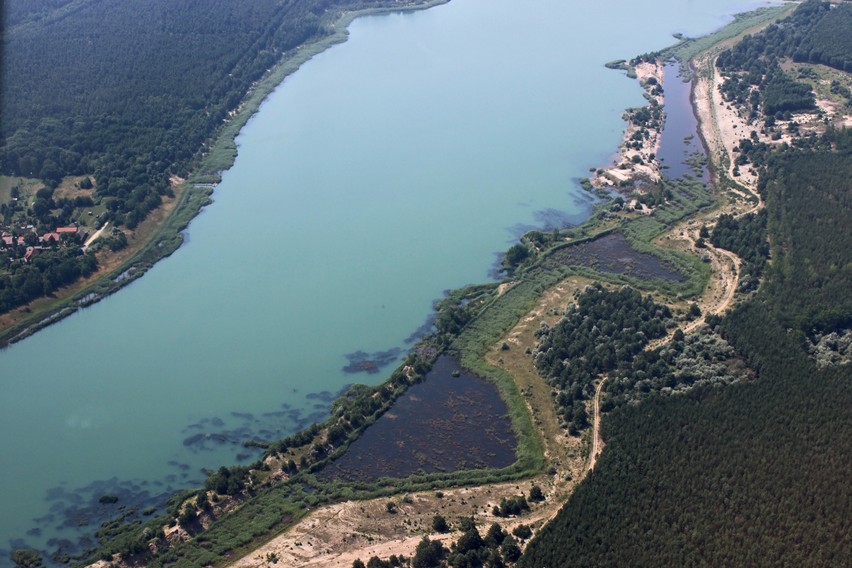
[0,0,773,559]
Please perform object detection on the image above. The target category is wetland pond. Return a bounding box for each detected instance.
[550,232,684,282]
[319,357,516,483]
[656,61,709,181]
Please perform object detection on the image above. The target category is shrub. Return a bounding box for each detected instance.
[512,524,532,540]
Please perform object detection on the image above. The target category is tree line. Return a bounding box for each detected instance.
[1,0,409,225]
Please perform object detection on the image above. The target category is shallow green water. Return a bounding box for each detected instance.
[0,0,772,559]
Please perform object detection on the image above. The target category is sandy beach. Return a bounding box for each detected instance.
[592,60,664,189]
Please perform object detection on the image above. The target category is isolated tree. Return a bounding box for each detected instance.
[432,514,449,533]
[529,485,545,502]
[512,524,532,540]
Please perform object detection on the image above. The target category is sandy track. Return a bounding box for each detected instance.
[588,377,607,471]
[82,222,110,251]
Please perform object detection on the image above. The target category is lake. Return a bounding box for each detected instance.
[0,0,774,560]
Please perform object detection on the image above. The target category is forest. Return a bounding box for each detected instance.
[3,0,328,216]
[714,0,852,118]
[532,284,672,433]
[792,1,852,72]
[518,139,852,567]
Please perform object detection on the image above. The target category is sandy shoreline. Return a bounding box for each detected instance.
[592,60,664,189]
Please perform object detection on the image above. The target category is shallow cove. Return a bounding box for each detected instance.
[0,0,772,560]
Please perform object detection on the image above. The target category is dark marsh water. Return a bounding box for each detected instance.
[319,356,517,483]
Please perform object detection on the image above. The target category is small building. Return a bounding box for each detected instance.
[2,235,25,246]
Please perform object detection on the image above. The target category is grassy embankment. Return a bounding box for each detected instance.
[660,4,794,71]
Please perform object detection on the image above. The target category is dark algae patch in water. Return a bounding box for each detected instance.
[343,348,403,375]
[320,356,517,483]
[551,232,683,282]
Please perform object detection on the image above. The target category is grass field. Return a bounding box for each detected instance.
[0,175,41,209]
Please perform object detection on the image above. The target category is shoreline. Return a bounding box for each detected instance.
[0,0,451,349]
[119,25,751,568]
[592,60,665,190]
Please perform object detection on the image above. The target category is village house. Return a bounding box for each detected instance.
[2,224,85,262]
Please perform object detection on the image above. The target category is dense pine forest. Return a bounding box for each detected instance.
[760,146,852,333]
[519,139,852,568]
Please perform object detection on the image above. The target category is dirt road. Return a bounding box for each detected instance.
[83,222,109,251]
[588,377,607,471]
